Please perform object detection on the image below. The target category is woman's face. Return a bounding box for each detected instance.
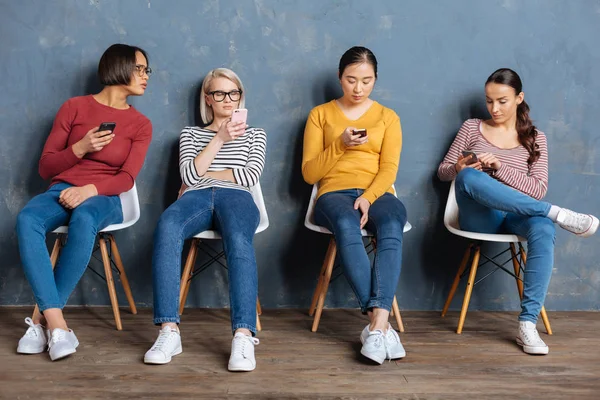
[485,82,523,125]
[205,77,242,119]
[339,62,376,105]
[125,51,149,96]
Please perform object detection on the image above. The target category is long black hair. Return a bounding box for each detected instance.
[486,68,540,165]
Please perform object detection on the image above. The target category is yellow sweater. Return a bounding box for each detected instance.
[302,100,402,203]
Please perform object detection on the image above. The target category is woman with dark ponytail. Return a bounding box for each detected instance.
[438,68,598,355]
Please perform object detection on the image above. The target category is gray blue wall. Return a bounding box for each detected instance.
[1,0,599,312]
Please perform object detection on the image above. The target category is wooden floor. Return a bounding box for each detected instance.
[0,308,598,399]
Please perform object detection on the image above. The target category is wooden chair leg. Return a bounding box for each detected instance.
[256,312,262,332]
[510,243,524,299]
[391,296,404,333]
[441,244,473,317]
[107,235,137,315]
[457,245,481,334]
[256,297,262,316]
[519,244,552,335]
[33,236,63,319]
[99,236,122,331]
[179,239,199,315]
[311,238,337,332]
[309,244,333,316]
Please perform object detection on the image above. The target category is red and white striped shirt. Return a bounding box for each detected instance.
[437,118,548,200]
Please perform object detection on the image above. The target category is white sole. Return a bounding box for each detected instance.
[227,363,256,372]
[516,337,549,355]
[17,346,46,354]
[144,346,182,365]
[50,347,76,361]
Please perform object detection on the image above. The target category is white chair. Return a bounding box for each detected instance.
[178,183,269,331]
[33,183,141,331]
[305,184,412,332]
[441,180,552,334]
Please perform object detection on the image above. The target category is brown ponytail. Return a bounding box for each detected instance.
[486,68,540,165]
[516,100,540,165]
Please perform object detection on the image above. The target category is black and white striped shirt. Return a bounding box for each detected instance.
[179,126,267,193]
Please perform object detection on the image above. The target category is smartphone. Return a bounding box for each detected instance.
[231,108,248,125]
[98,122,116,137]
[353,128,367,138]
[462,150,478,165]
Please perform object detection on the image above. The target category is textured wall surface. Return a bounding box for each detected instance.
[1,0,599,312]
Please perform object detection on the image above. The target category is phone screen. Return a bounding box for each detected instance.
[353,129,367,137]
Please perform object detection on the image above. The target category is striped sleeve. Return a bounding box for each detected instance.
[179,128,203,187]
[437,119,476,181]
[494,131,549,200]
[232,128,267,187]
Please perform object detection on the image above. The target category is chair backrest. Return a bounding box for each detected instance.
[304,184,411,235]
[249,182,269,234]
[443,180,523,242]
[193,182,269,239]
[101,182,141,232]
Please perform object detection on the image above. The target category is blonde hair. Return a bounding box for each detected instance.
[199,68,246,125]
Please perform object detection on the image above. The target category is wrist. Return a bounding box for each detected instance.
[84,184,98,197]
[212,135,225,146]
[72,142,86,159]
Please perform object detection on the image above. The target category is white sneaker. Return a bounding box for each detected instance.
[17,317,47,354]
[144,326,182,365]
[47,328,79,361]
[556,208,598,238]
[360,325,386,364]
[384,324,406,360]
[228,332,259,372]
[516,321,549,355]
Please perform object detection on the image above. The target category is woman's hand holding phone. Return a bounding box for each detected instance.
[455,153,482,173]
[72,125,115,158]
[216,119,246,143]
[341,127,368,147]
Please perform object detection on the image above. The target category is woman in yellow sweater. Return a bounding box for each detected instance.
[302,46,407,364]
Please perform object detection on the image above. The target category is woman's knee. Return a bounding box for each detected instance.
[455,168,481,192]
[527,218,556,245]
[16,207,43,234]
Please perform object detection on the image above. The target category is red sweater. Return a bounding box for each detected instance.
[39,95,152,196]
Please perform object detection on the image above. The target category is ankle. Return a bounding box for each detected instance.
[547,205,561,222]
[234,328,252,337]
[161,323,179,332]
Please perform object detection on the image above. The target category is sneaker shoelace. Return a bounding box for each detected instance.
[561,210,590,232]
[150,330,175,351]
[232,335,259,359]
[368,330,385,349]
[522,327,545,346]
[23,317,40,339]
[49,329,66,347]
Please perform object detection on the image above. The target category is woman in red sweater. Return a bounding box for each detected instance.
[15,44,152,361]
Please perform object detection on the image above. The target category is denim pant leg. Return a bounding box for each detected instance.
[504,214,556,324]
[365,193,407,312]
[455,169,551,222]
[152,189,214,325]
[16,183,72,311]
[53,194,123,308]
[314,190,372,313]
[214,188,260,335]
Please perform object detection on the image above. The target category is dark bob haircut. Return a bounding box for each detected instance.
[98,44,149,86]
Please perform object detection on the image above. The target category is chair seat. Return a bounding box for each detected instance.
[305,220,412,236]
[52,183,141,234]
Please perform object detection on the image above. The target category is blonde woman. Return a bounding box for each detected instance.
[144,68,267,371]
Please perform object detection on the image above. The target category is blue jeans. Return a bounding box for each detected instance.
[16,183,123,312]
[152,187,260,335]
[314,189,407,313]
[455,168,555,323]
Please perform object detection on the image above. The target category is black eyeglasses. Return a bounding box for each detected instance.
[208,90,242,102]
[135,64,152,77]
